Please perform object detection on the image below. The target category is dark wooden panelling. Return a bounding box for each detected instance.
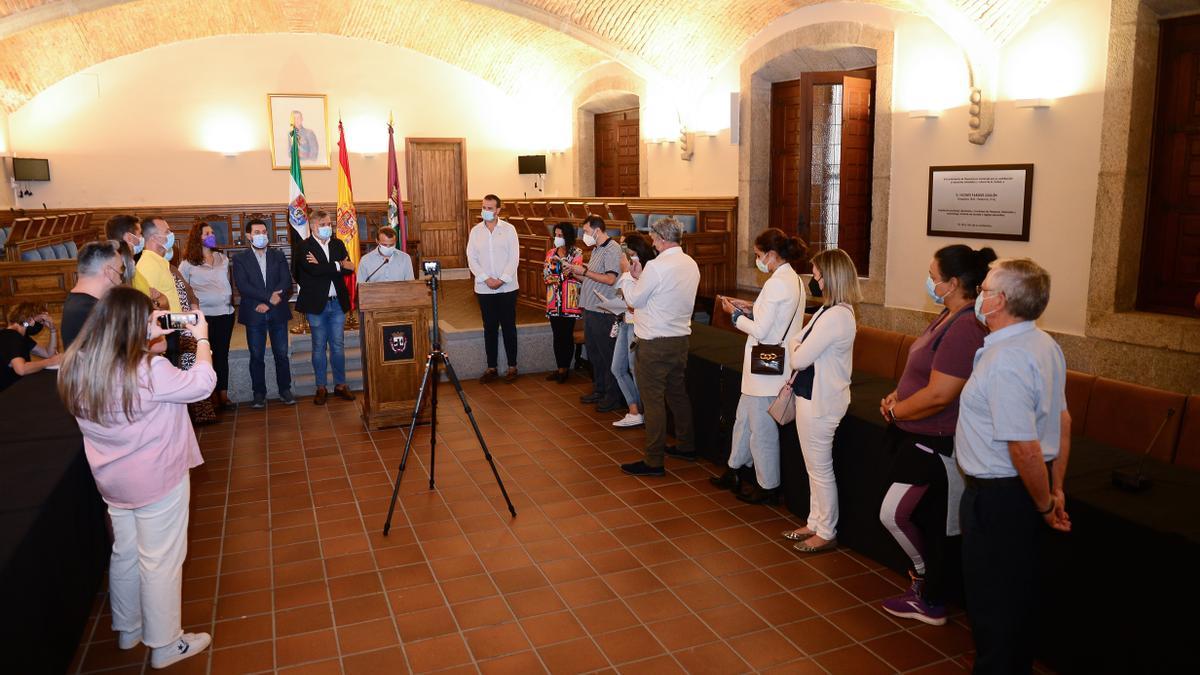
[1139,14,1200,315]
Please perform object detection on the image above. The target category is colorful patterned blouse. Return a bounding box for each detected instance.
[544,246,584,318]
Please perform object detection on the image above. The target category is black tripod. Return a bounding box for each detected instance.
[382,265,517,536]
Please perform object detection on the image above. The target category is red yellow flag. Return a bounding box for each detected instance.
[335,119,359,310]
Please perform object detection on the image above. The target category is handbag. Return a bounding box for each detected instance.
[749,290,802,376]
[790,306,830,400]
[767,370,798,425]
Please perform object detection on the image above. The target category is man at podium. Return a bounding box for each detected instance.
[357,227,414,284]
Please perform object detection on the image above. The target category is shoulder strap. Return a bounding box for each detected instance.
[798,304,828,343]
[930,306,974,353]
[763,282,803,346]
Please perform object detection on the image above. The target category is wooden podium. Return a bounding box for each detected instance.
[358,280,432,429]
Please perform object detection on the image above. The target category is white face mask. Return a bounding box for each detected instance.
[481,209,497,222]
[582,232,596,247]
[378,245,395,257]
[251,233,269,249]
[755,256,770,274]
[553,236,565,248]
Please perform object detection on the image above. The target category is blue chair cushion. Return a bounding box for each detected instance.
[676,215,698,234]
[632,213,649,231]
[0,226,9,247]
[51,243,70,259]
[65,240,78,258]
[36,245,56,260]
[21,249,42,261]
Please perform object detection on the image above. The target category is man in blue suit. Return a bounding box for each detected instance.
[232,218,295,408]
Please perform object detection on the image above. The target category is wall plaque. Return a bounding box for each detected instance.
[927,164,1033,241]
[381,324,415,362]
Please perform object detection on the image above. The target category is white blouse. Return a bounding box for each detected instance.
[734,263,805,397]
[789,303,857,418]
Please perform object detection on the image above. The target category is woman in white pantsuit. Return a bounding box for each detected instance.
[712,228,806,503]
[783,248,861,553]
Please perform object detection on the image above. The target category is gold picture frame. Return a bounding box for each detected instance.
[267,93,331,170]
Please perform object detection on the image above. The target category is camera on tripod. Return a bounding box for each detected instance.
[422,260,440,277]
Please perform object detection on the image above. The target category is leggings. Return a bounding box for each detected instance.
[879,429,952,604]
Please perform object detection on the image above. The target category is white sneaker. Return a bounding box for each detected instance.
[117,628,142,650]
[613,413,644,428]
[150,632,211,669]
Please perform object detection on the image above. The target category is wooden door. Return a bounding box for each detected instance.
[838,74,874,273]
[595,108,640,197]
[1139,15,1200,315]
[769,80,805,237]
[406,138,468,269]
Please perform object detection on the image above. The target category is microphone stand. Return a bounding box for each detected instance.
[364,257,390,282]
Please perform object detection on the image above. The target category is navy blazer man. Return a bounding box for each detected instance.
[293,221,355,404]
[231,220,296,407]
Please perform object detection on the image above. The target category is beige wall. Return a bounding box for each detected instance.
[7,34,565,208]
[0,108,12,208]
[712,0,1108,336]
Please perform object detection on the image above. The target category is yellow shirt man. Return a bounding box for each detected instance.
[135,249,182,312]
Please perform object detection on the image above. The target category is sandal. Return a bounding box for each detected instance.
[793,537,837,553]
[782,529,815,541]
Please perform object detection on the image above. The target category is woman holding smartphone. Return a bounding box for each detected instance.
[58,288,215,669]
[543,222,584,383]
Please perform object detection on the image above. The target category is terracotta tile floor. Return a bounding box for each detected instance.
[67,373,985,674]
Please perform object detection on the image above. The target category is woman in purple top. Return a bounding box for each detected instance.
[877,245,995,626]
[57,288,216,669]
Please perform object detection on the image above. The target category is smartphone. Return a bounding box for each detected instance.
[157,313,199,330]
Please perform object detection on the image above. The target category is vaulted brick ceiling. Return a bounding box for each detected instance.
[0,0,1048,112]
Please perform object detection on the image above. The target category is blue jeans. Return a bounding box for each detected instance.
[307,298,346,388]
[611,319,639,408]
[245,318,291,397]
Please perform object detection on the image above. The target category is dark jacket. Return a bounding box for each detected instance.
[231,247,293,327]
[295,236,352,314]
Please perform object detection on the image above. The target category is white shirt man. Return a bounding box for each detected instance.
[465,194,521,383]
[614,218,699,476]
[358,228,414,284]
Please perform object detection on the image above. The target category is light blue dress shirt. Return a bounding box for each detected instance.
[954,320,1067,479]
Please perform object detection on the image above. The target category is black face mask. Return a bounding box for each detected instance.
[24,322,43,337]
[808,276,822,298]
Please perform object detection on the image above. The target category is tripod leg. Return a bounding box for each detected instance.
[441,357,518,517]
[382,354,434,535]
[428,354,439,491]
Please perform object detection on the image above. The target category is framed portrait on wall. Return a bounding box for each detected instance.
[267,93,330,170]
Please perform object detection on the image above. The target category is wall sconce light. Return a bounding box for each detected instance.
[909,110,942,119]
[1014,98,1053,109]
[221,150,238,158]
[360,153,376,159]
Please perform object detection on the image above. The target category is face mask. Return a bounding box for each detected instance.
[378,245,395,257]
[251,234,269,249]
[105,266,123,287]
[481,210,497,222]
[24,322,43,337]
[163,231,176,251]
[317,225,332,240]
[974,292,999,324]
[808,276,823,298]
[164,248,174,262]
[131,234,145,255]
[202,234,218,249]
[755,257,770,274]
[926,276,946,305]
[582,232,596,247]
[553,236,565,248]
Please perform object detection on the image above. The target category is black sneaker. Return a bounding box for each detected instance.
[250,395,266,409]
[279,390,297,405]
[665,446,698,462]
[621,461,666,477]
[709,468,740,490]
[580,392,601,404]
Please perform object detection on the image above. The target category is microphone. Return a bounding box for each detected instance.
[364,257,390,282]
[1112,407,1176,492]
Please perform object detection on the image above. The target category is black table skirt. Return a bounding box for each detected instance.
[0,371,108,675]
[685,323,1200,672]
